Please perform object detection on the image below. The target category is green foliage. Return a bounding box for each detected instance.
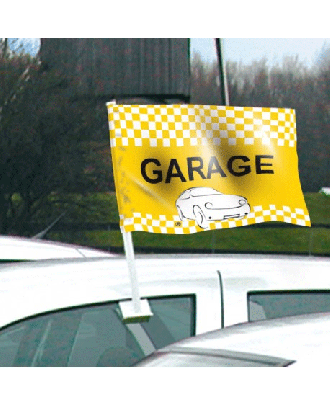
[47,192,330,256]
[190,52,330,192]
[0,52,111,235]
[1,41,330,236]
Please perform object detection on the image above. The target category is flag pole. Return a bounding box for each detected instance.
[122,230,141,313]
[120,229,153,323]
[107,100,153,323]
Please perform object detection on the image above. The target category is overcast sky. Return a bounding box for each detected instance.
[8,37,330,69]
[191,38,330,67]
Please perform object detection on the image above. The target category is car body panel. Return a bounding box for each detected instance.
[0,236,117,261]
[0,256,222,334]
[136,312,330,366]
[1,254,330,331]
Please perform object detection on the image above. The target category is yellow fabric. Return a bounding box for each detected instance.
[107,104,310,234]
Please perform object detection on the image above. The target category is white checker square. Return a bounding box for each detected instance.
[175,228,184,234]
[226,110,235,117]
[244,111,253,119]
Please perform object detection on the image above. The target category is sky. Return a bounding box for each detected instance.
[191,38,330,67]
[10,38,330,69]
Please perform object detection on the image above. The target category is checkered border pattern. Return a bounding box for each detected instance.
[108,104,297,149]
[120,205,311,234]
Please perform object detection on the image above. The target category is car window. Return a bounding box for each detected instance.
[248,290,330,322]
[0,295,195,367]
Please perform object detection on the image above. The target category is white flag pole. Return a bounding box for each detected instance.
[107,100,152,322]
[122,231,141,313]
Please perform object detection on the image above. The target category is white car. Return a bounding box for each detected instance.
[0,235,117,261]
[135,312,330,367]
[176,187,250,228]
[0,254,330,366]
[0,255,223,367]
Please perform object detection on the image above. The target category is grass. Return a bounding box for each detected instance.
[49,226,330,256]
[47,191,330,256]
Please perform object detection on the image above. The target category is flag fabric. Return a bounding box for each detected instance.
[107,104,310,234]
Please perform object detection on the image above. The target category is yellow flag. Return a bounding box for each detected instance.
[107,104,310,234]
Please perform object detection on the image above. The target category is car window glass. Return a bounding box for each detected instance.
[0,295,195,367]
[248,291,330,322]
[141,296,195,348]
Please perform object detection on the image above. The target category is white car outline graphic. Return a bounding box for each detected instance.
[176,187,250,229]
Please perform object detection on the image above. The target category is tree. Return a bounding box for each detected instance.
[190,52,222,105]
[0,42,112,235]
[190,50,330,191]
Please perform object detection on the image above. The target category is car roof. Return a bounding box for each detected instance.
[0,235,117,260]
[0,253,330,331]
[165,312,330,363]
[0,254,222,329]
